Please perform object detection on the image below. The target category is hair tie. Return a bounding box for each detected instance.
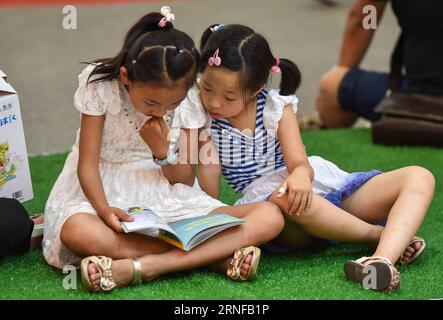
[208,49,221,67]
[210,24,225,32]
[159,6,175,28]
[271,57,281,73]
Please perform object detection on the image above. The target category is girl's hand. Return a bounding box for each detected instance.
[97,206,134,233]
[139,116,170,159]
[277,168,313,216]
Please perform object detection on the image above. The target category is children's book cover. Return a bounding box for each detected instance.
[0,72,33,202]
[122,207,245,251]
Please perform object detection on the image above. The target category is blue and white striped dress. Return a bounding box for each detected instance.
[180,87,382,208]
[210,91,286,193]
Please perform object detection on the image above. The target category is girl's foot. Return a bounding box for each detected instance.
[210,246,261,281]
[81,256,144,292]
[211,252,253,279]
[398,236,426,265]
[344,256,400,292]
[227,246,261,281]
[87,259,132,291]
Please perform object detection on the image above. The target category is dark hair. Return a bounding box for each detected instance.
[86,12,200,88]
[200,24,301,96]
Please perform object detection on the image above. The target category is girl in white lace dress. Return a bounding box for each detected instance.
[179,24,435,292]
[43,10,285,293]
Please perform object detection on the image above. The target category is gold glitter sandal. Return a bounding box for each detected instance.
[227,246,261,281]
[80,256,142,293]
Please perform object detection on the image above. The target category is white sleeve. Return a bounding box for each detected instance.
[73,64,121,116]
[174,86,209,129]
[263,90,299,137]
[168,86,210,155]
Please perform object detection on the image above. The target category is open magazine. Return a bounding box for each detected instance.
[121,207,245,251]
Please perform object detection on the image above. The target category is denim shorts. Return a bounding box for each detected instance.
[338,67,411,121]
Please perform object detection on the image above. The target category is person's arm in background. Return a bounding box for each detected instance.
[338,0,388,67]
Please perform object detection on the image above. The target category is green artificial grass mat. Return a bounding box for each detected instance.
[0,129,442,300]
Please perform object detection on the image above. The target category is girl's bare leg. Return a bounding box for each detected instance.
[269,192,384,245]
[270,217,319,249]
[61,212,176,258]
[340,166,435,264]
[61,202,284,289]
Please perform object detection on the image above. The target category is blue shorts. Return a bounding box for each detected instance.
[338,67,411,121]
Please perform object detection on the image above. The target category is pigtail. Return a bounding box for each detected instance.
[82,7,200,90]
[200,24,223,52]
[200,24,302,98]
[165,47,200,87]
[86,12,167,83]
[278,58,301,96]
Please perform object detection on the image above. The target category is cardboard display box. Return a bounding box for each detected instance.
[0,69,33,202]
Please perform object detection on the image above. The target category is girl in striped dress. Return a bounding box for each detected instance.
[178,24,435,292]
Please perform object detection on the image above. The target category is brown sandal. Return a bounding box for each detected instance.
[227,246,261,281]
[344,256,400,292]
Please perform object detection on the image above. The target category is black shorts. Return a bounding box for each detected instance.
[338,67,411,121]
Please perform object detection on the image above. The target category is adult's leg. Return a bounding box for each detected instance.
[315,66,359,128]
[316,67,405,128]
[270,217,319,248]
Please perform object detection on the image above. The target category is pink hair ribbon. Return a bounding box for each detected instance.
[208,49,221,67]
[271,57,281,73]
[158,6,175,27]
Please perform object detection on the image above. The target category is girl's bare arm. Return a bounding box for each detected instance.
[77,114,109,214]
[197,128,221,199]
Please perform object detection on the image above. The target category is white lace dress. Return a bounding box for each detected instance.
[43,65,224,269]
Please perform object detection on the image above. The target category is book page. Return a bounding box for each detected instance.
[121,207,175,237]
